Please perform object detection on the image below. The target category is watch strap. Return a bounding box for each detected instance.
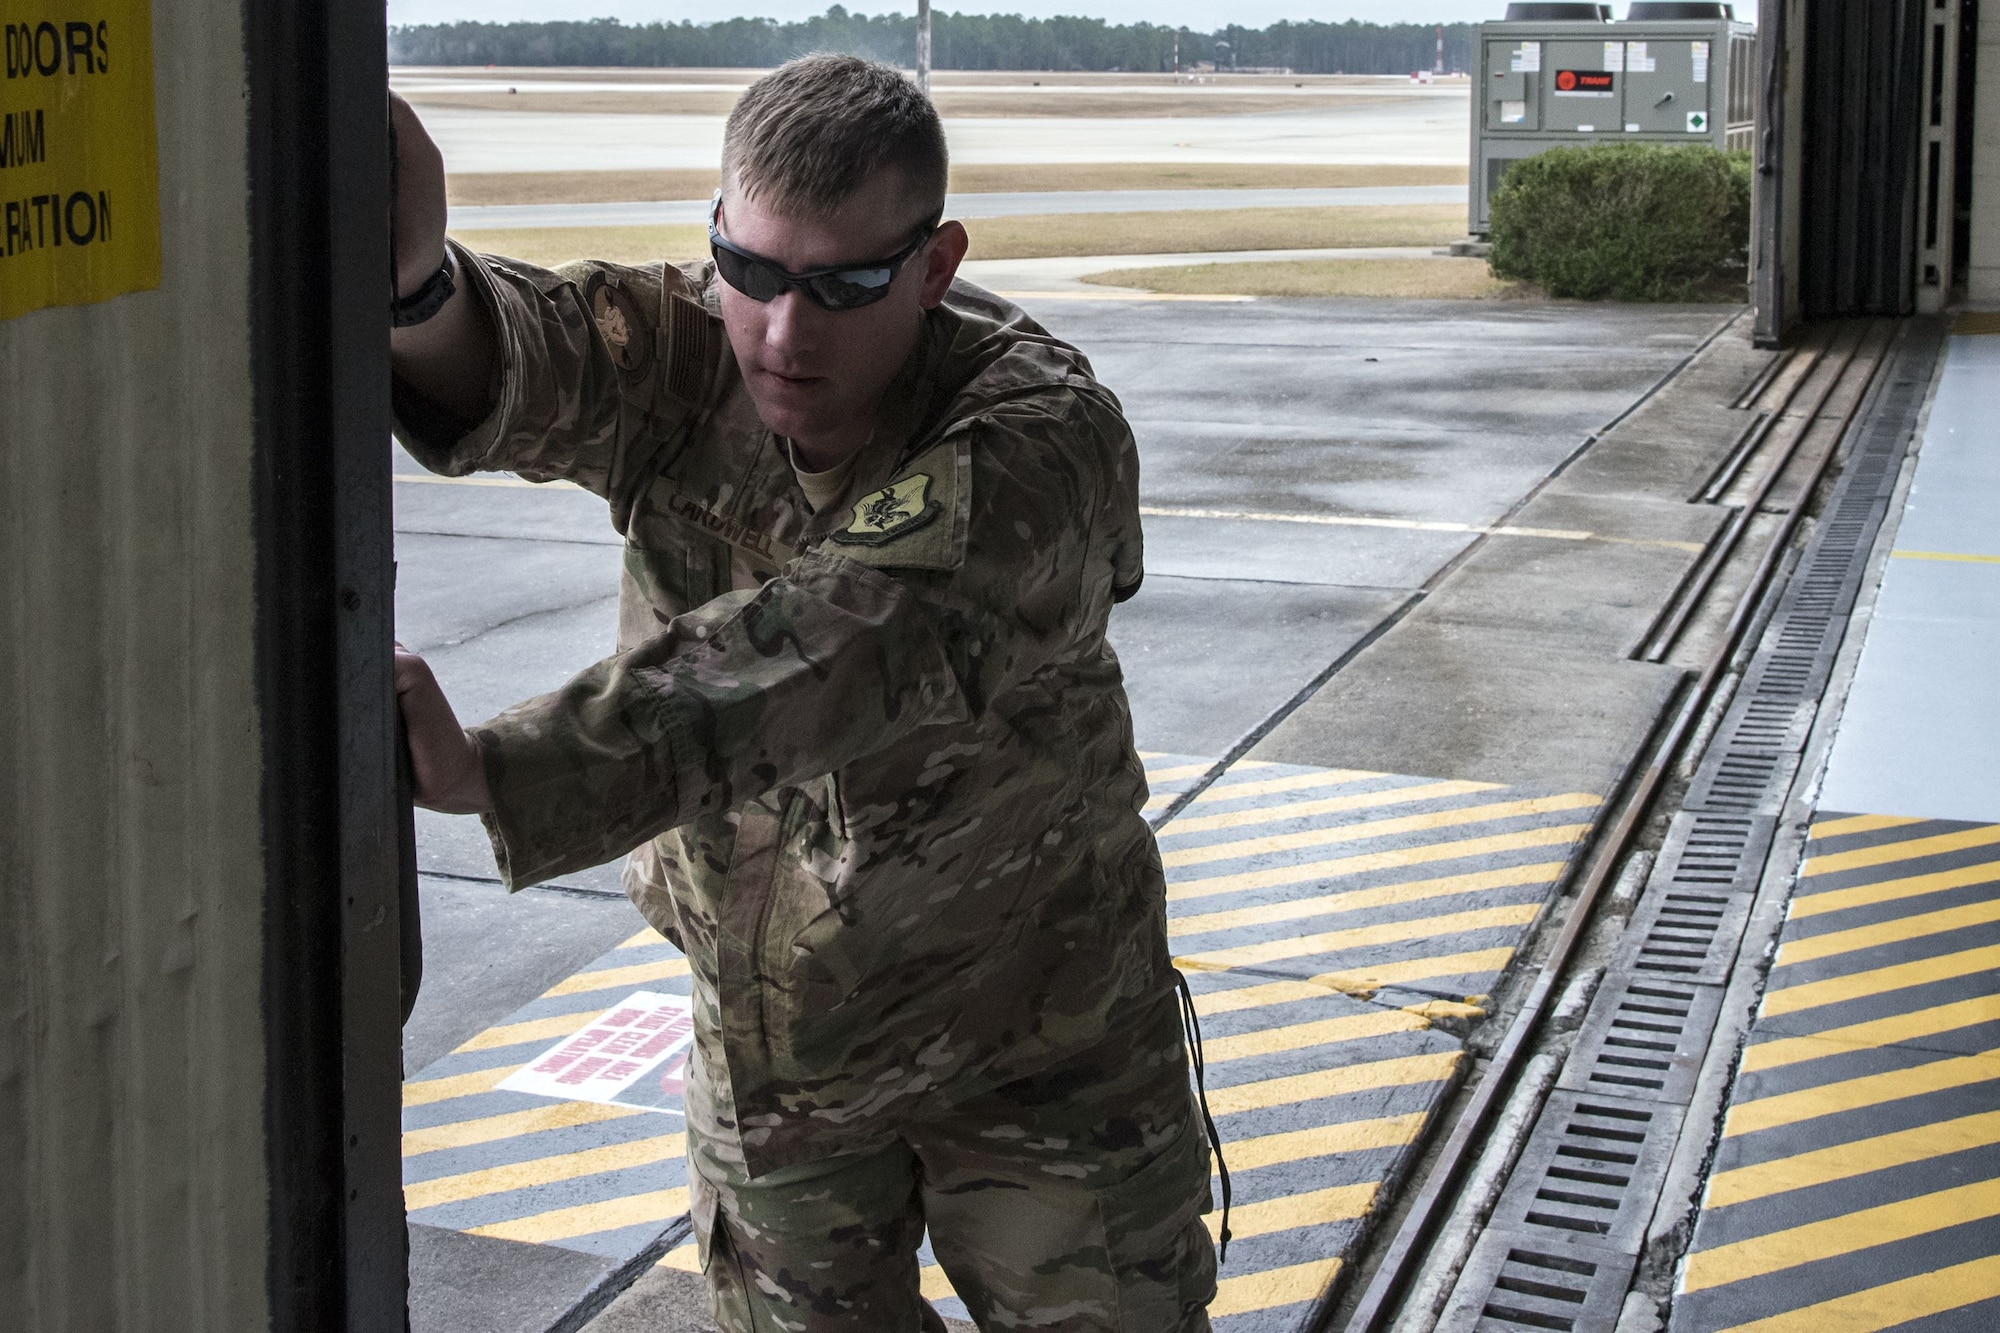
[392,254,456,328]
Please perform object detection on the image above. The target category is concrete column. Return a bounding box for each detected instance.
[0,1,268,1326]
[1,1,402,1326]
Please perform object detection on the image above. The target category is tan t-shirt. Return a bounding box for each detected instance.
[788,440,857,514]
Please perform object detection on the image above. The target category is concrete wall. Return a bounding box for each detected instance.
[1974,0,2000,305]
[0,0,270,1327]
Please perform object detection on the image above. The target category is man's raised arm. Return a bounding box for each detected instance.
[389,91,496,424]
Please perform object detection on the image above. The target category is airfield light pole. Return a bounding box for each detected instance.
[916,0,931,94]
[1434,25,1445,76]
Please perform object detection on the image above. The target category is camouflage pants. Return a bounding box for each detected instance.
[686,988,1218,1333]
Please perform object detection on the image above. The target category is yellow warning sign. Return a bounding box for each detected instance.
[1,3,161,321]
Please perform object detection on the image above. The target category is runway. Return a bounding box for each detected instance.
[413,99,1471,173]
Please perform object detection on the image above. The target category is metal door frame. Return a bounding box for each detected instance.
[1916,0,1965,313]
[245,2,405,1327]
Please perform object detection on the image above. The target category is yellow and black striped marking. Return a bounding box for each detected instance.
[1160,757,1599,1329]
[401,930,696,1258]
[1673,813,2000,1332]
[402,755,1604,1328]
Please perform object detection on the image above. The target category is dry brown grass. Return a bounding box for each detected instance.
[396,66,753,84]
[449,225,710,268]
[445,162,1467,207]
[409,90,740,115]
[963,205,1464,260]
[407,87,1419,118]
[448,205,1467,269]
[953,162,1465,193]
[1082,256,1531,300]
[451,170,721,207]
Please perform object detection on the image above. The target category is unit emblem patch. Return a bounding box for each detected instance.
[831,474,941,546]
[589,278,651,374]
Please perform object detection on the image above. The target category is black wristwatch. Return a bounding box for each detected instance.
[392,253,456,327]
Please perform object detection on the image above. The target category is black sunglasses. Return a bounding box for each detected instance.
[708,193,940,312]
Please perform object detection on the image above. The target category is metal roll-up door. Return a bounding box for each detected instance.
[1797,0,1927,316]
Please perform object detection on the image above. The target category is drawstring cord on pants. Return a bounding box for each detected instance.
[1175,969,1232,1263]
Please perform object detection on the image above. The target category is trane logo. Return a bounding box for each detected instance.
[1554,70,1616,94]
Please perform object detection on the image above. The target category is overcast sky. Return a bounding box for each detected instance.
[388,2,1507,30]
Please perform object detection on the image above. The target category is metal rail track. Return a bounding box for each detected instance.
[1641,322,1889,662]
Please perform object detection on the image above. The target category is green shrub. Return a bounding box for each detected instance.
[1489,144,1751,301]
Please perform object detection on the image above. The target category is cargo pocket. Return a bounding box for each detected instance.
[689,1160,723,1272]
[1095,1117,1219,1333]
[688,1166,761,1332]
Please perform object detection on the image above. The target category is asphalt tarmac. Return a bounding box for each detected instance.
[413,96,1469,173]
[395,293,1727,1069]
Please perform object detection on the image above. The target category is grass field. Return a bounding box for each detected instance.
[445,163,1469,207]
[1081,257,1528,300]
[963,205,1462,259]
[448,204,1466,268]
[454,225,710,268]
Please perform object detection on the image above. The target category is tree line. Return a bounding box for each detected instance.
[387,10,1477,75]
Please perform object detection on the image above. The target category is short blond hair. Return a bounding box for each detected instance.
[722,54,947,224]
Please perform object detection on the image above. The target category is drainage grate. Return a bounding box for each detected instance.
[1559,978,1727,1104]
[1682,746,1797,815]
[1613,890,1755,987]
[1484,1093,1689,1251]
[1714,695,1817,753]
[1650,812,1776,893]
[1599,810,1767,988]
[1684,426,1907,815]
[1436,1234,1639,1333]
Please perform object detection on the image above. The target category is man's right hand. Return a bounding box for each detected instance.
[394,644,494,815]
[389,90,498,425]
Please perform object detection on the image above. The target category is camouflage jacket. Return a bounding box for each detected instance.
[395,244,1173,1174]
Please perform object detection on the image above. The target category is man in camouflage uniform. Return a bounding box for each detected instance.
[389,56,1217,1332]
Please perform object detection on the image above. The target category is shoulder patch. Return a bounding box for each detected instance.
[823,435,970,573]
[832,475,941,546]
[587,276,650,375]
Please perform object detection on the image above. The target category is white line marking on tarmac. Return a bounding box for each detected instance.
[1137,504,1705,552]
[389,476,1701,551]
